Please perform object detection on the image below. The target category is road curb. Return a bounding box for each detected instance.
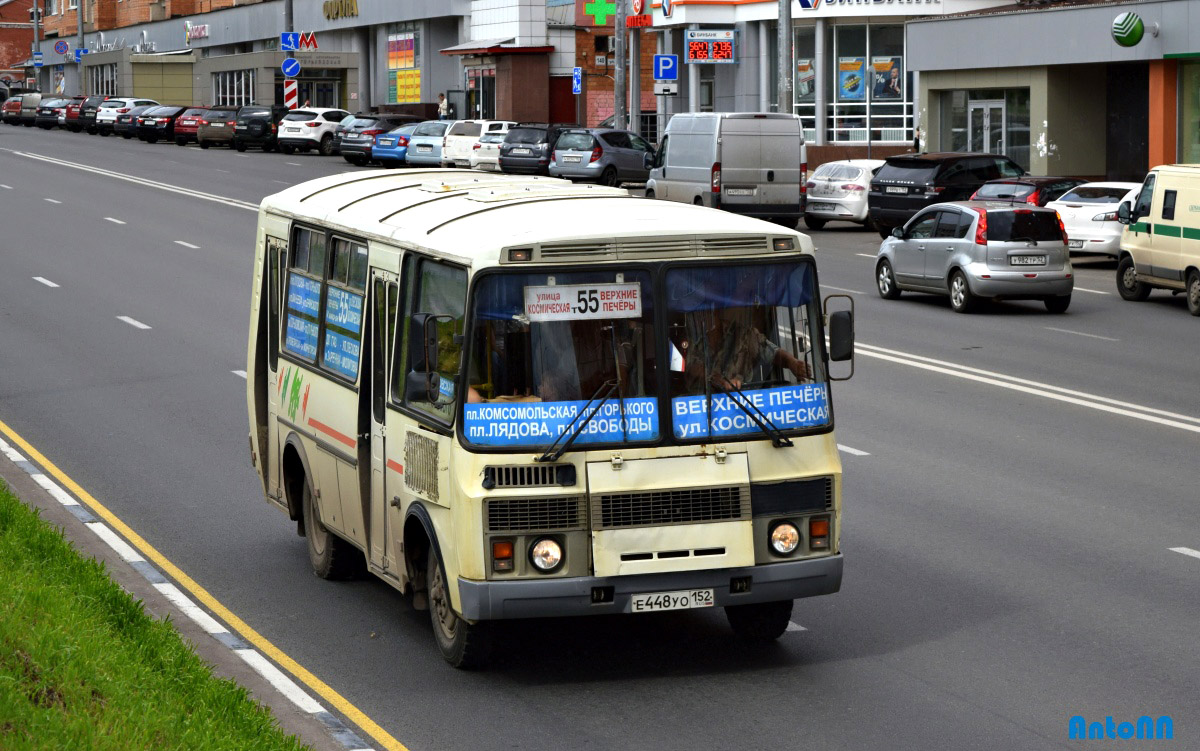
[0,434,376,751]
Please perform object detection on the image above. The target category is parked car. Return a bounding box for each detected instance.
[442,119,515,168]
[276,107,350,155]
[136,105,185,143]
[498,122,577,175]
[1044,182,1139,258]
[330,113,360,154]
[1114,165,1200,315]
[868,153,1025,238]
[232,104,290,152]
[874,201,1073,313]
[338,114,420,165]
[403,120,450,167]
[971,176,1084,206]
[469,132,505,171]
[372,123,421,168]
[804,159,884,230]
[18,92,42,126]
[196,105,239,148]
[35,98,70,129]
[114,104,158,139]
[172,107,211,145]
[63,95,87,132]
[551,128,654,186]
[95,97,159,135]
[78,95,108,134]
[1,96,22,125]
[645,112,805,225]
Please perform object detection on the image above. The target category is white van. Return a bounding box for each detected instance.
[1115,164,1200,315]
[645,112,807,225]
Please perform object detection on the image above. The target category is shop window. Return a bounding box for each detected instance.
[212,69,256,107]
[1180,62,1200,164]
[816,23,910,144]
[89,63,118,97]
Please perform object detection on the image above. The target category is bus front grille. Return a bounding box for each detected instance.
[487,497,585,532]
[593,486,750,529]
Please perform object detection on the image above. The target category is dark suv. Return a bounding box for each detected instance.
[868,153,1024,238]
[232,104,290,151]
[78,95,108,134]
[499,122,578,175]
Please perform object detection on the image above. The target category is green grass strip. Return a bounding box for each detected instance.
[0,481,312,751]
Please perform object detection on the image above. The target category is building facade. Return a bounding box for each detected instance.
[1,0,34,87]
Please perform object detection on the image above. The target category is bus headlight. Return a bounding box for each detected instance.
[769,522,801,555]
[529,538,563,572]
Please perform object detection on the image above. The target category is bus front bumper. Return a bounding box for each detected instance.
[457,553,842,620]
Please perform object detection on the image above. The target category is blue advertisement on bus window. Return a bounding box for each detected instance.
[284,273,321,360]
[321,286,364,380]
[464,398,658,447]
[672,383,830,439]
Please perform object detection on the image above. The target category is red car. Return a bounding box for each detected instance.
[63,95,87,132]
[173,106,211,145]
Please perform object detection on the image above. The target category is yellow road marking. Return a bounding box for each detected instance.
[0,416,407,751]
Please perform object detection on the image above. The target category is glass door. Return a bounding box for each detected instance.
[968,99,1005,154]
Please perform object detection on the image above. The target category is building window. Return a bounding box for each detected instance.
[1180,62,1200,164]
[938,88,1031,172]
[67,0,76,9]
[212,69,257,107]
[386,22,421,104]
[89,63,118,96]
[45,0,58,15]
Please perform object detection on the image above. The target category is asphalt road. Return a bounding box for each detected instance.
[1,124,1197,751]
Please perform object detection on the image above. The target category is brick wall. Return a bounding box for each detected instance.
[1,0,34,72]
[39,0,246,39]
[576,26,655,127]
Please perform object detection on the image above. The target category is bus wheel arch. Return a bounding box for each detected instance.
[403,504,440,609]
[281,435,311,534]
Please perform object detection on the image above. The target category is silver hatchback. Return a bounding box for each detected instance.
[549,128,654,186]
[874,201,1074,313]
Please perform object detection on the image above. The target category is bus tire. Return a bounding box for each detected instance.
[428,553,491,669]
[302,481,361,580]
[725,600,793,642]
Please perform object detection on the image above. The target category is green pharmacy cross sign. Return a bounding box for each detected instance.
[586,0,617,25]
[1112,12,1145,47]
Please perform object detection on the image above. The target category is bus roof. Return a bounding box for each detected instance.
[259,170,813,266]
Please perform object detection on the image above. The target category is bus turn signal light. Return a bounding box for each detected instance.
[492,540,514,571]
[809,518,830,550]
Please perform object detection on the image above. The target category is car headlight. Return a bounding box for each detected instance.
[529,538,563,572]
[769,522,801,555]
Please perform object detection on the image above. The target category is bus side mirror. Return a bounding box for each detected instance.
[828,310,855,362]
[406,313,441,403]
[1117,201,1131,225]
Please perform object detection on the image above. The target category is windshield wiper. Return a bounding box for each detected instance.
[536,379,619,463]
[710,381,794,448]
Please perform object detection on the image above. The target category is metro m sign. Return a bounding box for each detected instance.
[299,32,318,50]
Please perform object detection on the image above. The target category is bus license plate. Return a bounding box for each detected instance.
[630,588,714,613]
[1010,255,1047,265]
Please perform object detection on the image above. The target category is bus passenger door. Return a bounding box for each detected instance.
[265,236,287,499]
[368,272,400,576]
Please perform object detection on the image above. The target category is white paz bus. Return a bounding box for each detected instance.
[246,170,855,667]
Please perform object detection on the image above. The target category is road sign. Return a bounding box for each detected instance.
[653,54,678,80]
[281,32,300,51]
[572,67,582,95]
[53,40,68,55]
[33,52,43,68]
[654,82,678,96]
[73,48,88,63]
[299,32,318,50]
[281,58,301,78]
[283,79,298,109]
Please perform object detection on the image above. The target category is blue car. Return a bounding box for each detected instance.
[372,123,421,168]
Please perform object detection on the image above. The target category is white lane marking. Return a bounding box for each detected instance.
[153,582,228,634]
[234,649,325,714]
[33,276,60,288]
[786,621,807,632]
[837,444,870,456]
[272,180,289,184]
[1170,547,1200,561]
[286,162,302,166]
[823,285,864,295]
[12,151,258,212]
[30,473,80,506]
[216,168,232,173]
[0,184,12,189]
[237,154,251,158]
[1044,327,1119,342]
[44,197,62,204]
[104,217,126,225]
[232,370,247,378]
[175,240,200,249]
[856,253,876,258]
[117,315,151,330]
[85,522,145,563]
[1074,287,1110,295]
[858,342,1200,434]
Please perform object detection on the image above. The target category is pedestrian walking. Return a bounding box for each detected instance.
[437,93,449,120]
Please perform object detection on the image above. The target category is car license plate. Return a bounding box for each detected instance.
[213,123,225,127]
[286,127,300,133]
[1010,255,1047,265]
[1068,239,1084,249]
[809,202,836,211]
[885,186,908,194]
[726,188,755,196]
[512,148,531,155]
[417,144,431,152]
[379,139,394,146]
[630,588,715,613]
[564,155,581,163]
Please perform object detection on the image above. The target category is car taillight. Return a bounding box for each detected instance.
[157,118,169,124]
[1054,210,1069,244]
[711,162,721,193]
[304,121,320,127]
[270,123,277,132]
[972,207,988,245]
[841,183,865,192]
[226,121,235,126]
[199,119,209,126]
[800,158,807,199]
[362,129,383,136]
[926,185,946,196]
[398,135,409,146]
[442,136,447,149]
[1092,211,1117,221]
[806,181,816,190]
[117,108,129,113]
[590,144,603,163]
[1025,190,1040,205]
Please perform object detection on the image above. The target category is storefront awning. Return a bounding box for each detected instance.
[440,37,554,56]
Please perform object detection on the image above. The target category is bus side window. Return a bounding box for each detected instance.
[266,236,286,371]
[395,255,467,424]
[282,227,325,363]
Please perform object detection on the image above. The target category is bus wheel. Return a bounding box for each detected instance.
[302,482,360,580]
[428,553,491,669]
[725,600,793,642]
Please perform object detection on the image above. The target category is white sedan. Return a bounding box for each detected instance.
[1046,182,1140,258]
[804,159,884,230]
[469,133,505,172]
